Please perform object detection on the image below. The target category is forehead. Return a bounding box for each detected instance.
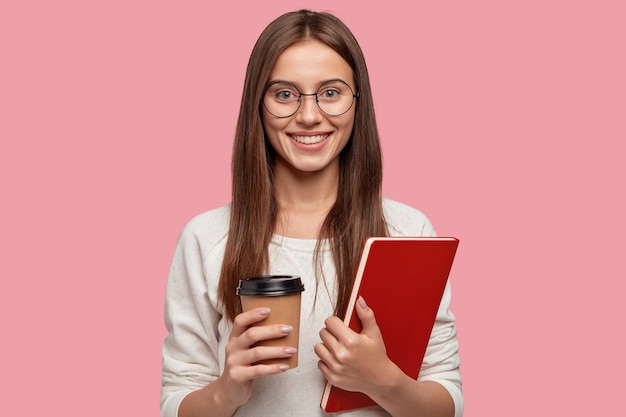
[268,39,354,88]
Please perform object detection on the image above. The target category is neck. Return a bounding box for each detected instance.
[272,160,339,239]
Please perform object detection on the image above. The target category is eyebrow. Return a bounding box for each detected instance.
[265,78,352,91]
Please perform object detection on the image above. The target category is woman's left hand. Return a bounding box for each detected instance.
[314,296,401,395]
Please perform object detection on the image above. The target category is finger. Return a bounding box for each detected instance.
[314,341,339,370]
[323,315,357,343]
[229,360,292,383]
[318,326,344,359]
[320,318,361,368]
[244,345,298,366]
[355,296,382,338]
[317,326,357,371]
[237,324,294,350]
[226,338,297,374]
[316,358,348,389]
[231,308,271,338]
[316,357,333,381]
[318,326,337,346]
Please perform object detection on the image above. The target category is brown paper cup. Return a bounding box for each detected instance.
[237,275,304,368]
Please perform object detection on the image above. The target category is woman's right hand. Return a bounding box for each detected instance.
[179,307,296,417]
[218,307,296,408]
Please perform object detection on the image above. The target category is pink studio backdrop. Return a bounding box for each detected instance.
[1,1,624,416]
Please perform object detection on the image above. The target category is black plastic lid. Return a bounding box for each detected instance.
[236,275,305,296]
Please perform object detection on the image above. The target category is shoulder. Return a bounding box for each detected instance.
[382,198,437,237]
[177,203,231,248]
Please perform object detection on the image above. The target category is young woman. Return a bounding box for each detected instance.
[161,10,463,417]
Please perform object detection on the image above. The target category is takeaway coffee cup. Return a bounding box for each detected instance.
[237,275,305,368]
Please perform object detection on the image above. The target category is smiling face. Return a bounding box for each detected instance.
[262,39,356,178]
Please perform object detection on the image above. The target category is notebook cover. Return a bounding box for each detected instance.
[320,236,459,412]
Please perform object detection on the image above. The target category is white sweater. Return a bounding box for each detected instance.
[161,199,463,417]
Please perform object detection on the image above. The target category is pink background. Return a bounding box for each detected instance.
[1,0,624,415]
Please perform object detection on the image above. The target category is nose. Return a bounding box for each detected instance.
[295,93,323,124]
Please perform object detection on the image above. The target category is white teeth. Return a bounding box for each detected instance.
[291,134,328,145]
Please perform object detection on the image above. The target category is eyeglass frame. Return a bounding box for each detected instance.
[261,79,359,118]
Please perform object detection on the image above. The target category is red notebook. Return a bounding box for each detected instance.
[320,236,459,413]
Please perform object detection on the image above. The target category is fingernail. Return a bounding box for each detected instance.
[259,308,270,316]
[285,347,297,354]
[358,296,367,309]
[278,365,289,372]
[280,325,293,333]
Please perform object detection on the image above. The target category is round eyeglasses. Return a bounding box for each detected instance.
[262,79,358,118]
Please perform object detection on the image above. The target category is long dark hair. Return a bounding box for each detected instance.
[219,9,388,321]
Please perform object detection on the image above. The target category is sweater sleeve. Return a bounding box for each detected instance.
[160,218,223,417]
[418,281,464,417]
[383,199,464,417]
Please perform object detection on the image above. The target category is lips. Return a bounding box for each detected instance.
[289,134,329,145]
